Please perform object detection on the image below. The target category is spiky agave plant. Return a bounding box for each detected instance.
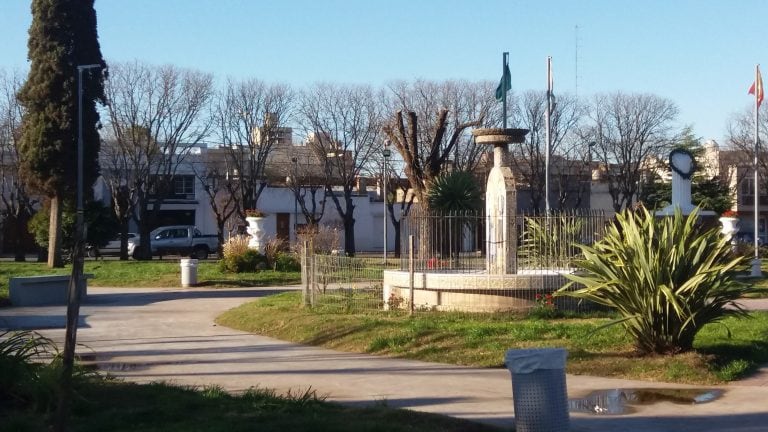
[518,215,584,269]
[558,207,755,355]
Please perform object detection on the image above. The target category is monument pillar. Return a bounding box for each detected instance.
[656,148,715,218]
[473,128,529,275]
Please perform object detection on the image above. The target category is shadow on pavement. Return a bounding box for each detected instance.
[568,412,768,432]
[0,314,89,330]
[83,287,291,307]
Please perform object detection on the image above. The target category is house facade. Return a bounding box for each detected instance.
[95,131,398,253]
[702,140,766,243]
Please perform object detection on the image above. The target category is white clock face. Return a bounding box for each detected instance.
[671,152,693,173]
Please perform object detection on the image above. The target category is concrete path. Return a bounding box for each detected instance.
[2,287,768,432]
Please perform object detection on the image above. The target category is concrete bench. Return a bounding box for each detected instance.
[9,274,92,306]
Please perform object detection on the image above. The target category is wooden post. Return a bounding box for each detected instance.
[302,240,310,307]
[408,235,415,315]
[309,238,316,307]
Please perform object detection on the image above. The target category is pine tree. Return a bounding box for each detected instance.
[17,0,105,268]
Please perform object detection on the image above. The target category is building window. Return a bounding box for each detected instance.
[739,177,768,204]
[741,178,751,197]
[174,175,195,198]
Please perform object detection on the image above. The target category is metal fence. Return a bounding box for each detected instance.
[398,208,610,272]
[301,252,388,313]
[300,208,612,315]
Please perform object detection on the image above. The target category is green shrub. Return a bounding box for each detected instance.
[219,249,266,273]
[0,330,57,411]
[558,207,756,355]
[28,200,119,254]
[274,252,300,272]
[518,214,584,269]
[263,237,287,268]
[222,235,250,259]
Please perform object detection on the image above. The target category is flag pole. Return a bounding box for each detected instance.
[502,52,508,128]
[545,56,552,214]
[753,64,762,277]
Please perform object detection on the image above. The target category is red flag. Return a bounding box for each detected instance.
[749,66,764,108]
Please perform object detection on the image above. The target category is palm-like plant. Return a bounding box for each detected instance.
[427,171,482,212]
[425,171,483,264]
[558,207,755,354]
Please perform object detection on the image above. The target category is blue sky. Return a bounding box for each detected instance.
[1,0,765,142]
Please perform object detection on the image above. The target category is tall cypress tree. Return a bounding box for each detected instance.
[17,0,105,268]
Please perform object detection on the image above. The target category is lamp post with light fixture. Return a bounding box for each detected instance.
[291,156,298,235]
[383,141,391,264]
[58,63,102,432]
[67,63,101,312]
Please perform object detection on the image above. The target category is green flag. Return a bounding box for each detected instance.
[495,63,511,101]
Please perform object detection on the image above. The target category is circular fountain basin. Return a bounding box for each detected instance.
[383,269,581,313]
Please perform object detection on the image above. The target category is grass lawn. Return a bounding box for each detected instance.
[740,259,768,297]
[217,292,768,385]
[1,379,500,432]
[0,260,301,304]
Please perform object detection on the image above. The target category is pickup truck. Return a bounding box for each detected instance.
[136,225,219,260]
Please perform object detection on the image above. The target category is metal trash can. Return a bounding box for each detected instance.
[505,348,569,432]
[180,258,198,287]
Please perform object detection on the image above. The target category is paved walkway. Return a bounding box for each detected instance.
[2,287,768,432]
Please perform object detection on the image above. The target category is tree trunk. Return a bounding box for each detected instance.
[119,219,130,260]
[136,227,152,260]
[343,215,355,256]
[48,195,64,268]
[134,205,155,260]
[392,219,401,258]
[216,219,226,258]
[11,213,28,262]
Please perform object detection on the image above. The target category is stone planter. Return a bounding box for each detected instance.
[246,216,266,252]
[719,216,739,241]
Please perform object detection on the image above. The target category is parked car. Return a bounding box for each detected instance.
[87,233,138,257]
[132,225,219,260]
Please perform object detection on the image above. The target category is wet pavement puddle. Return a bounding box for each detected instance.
[569,388,724,415]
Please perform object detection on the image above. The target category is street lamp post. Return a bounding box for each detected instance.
[69,62,101,303]
[76,64,101,251]
[291,156,298,236]
[383,141,391,264]
[58,63,101,431]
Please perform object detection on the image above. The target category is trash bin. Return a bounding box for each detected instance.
[180,258,198,287]
[505,348,569,432]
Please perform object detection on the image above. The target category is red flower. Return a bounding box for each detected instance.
[722,209,738,218]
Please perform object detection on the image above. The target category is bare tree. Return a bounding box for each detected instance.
[212,79,294,218]
[585,92,679,212]
[382,80,495,206]
[188,148,240,254]
[0,71,37,261]
[285,151,328,229]
[298,83,382,255]
[508,90,586,210]
[99,137,137,259]
[727,104,768,194]
[381,80,495,260]
[103,61,213,259]
[382,157,413,257]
